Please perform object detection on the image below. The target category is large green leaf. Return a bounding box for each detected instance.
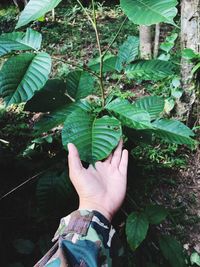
[126,60,174,81]
[120,0,178,26]
[88,55,117,73]
[106,98,152,130]
[36,170,73,219]
[16,0,62,29]
[152,119,195,146]
[25,79,71,112]
[66,71,95,100]
[0,52,51,107]
[126,212,149,250]
[144,204,168,224]
[133,96,165,120]
[159,235,186,267]
[116,36,139,72]
[62,110,122,163]
[0,28,42,57]
[34,100,92,135]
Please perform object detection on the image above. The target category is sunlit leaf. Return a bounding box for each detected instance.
[0,28,42,56]
[16,0,62,29]
[120,0,178,26]
[0,53,51,106]
[126,60,174,81]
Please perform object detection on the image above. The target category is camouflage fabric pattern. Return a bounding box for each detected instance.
[34,210,123,267]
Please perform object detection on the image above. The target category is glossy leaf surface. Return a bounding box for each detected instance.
[16,0,62,28]
[126,60,174,81]
[34,100,92,135]
[0,28,42,56]
[152,119,195,146]
[62,110,122,163]
[0,52,51,106]
[133,96,164,120]
[66,71,95,100]
[116,36,139,72]
[120,0,178,25]
[106,98,152,130]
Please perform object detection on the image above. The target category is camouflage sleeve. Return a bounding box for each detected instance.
[34,210,124,267]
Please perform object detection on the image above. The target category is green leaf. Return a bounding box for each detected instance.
[106,98,152,130]
[126,212,149,250]
[133,96,164,120]
[16,0,62,29]
[126,60,174,81]
[0,28,42,57]
[0,52,51,107]
[66,71,95,100]
[160,33,178,53]
[13,239,35,255]
[182,48,198,60]
[144,205,168,224]
[159,235,186,267]
[25,79,71,112]
[36,170,73,218]
[164,98,175,114]
[88,54,117,73]
[34,100,92,135]
[116,36,139,72]
[62,110,122,163]
[152,119,195,146]
[120,0,178,26]
[190,252,200,266]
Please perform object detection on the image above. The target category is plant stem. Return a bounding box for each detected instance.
[91,0,105,107]
[102,16,128,58]
[76,0,95,27]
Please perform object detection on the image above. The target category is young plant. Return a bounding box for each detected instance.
[0,0,195,164]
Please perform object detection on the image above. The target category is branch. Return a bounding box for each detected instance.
[103,16,128,58]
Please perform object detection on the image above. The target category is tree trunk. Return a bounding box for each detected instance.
[153,24,160,58]
[139,25,152,59]
[180,0,200,123]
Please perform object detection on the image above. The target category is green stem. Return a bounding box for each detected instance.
[76,0,95,27]
[102,16,127,58]
[91,0,105,107]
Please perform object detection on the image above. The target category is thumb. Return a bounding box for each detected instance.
[67,143,83,177]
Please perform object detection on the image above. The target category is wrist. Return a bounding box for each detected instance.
[79,200,113,222]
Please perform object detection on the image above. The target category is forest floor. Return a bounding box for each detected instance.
[0,1,200,266]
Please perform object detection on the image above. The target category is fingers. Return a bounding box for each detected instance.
[68,143,83,175]
[111,139,123,167]
[119,149,128,176]
[104,153,112,164]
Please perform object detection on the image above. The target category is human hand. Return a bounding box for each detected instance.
[67,140,128,222]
